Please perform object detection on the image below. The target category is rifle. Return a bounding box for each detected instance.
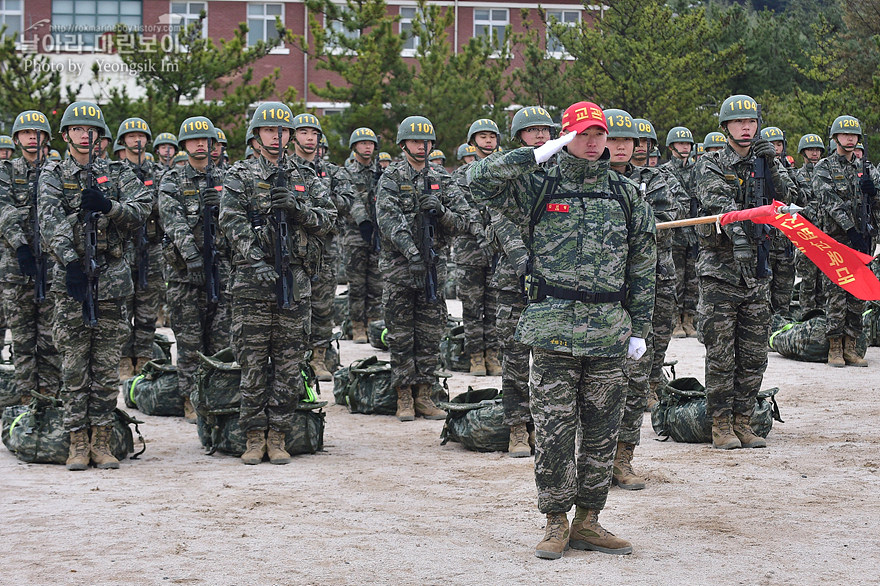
[31,136,47,303]
[750,105,773,278]
[202,137,220,351]
[857,145,876,255]
[272,125,295,309]
[133,139,149,290]
[419,139,440,303]
[82,131,100,326]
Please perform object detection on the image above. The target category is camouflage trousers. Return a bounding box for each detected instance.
[458,263,498,355]
[496,289,530,427]
[796,251,823,315]
[672,245,699,314]
[345,241,383,326]
[311,241,337,347]
[698,276,770,419]
[53,296,130,431]
[769,245,796,315]
[122,245,165,360]
[648,277,678,389]
[166,279,231,401]
[383,278,446,387]
[531,348,626,514]
[823,273,865,340]
[232,296,309,433]
[2,283,61,398]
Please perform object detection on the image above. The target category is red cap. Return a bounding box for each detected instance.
[561,101,608,134]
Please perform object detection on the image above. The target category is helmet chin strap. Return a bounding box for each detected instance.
[293,134,318,155]
[256,135,283,157]
[474,141,496,156]
[401,142,427,162]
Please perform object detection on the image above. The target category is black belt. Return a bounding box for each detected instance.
[525,275,626,304]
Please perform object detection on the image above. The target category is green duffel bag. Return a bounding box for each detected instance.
[650,377,783,443]
[332,365,350,405]
[198,401,326,456]
[2,398,145,464]
[195,348,241,413]
[0,360,18,409]
[345,356,396,415]
[439,323,470,373]
[123,360,182,416]
[368,319,389,351]
[770,309,867,362]
[439,387,508,453]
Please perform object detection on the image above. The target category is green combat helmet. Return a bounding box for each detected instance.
[633,118,658,145]
[48,149,61,161]
[378,151,392,162]
[144,152,155,162]
[665,126,694,146]
[11,111,52,155]
[113,143,125,155]
[703,131,727,151]
[510,106,555,142]
[718,94,759,147]
[215,127,228,146]
[457,143,477,160]
[59,101,105,153]
[396,115,435,161]
[249,102,295,157]
[245,145,255,159]
[696,143,705,155]
[467,118,501,155]
[172,152,189,166]
[429,149,446,163]
[0,135,14,150]
[292,112,321,154]
[116,117,152,158]
[829,115,862,139]
[349,127,379,148]
[178,116,216,159]
[760,126,785,148]
[153,132,177,149]
[603,109,639,142]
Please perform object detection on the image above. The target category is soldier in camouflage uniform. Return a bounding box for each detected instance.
[0,110,62,402]
[794,133,826,315]
[452,119,501,376]
[158,116,232,421]
[457,143,477,166]
[760,127,800,316]
[694,95,792,450]
[220,103,336,464]
[428,149,446,170]
[376,116,472,422]
[811,115,879,366]
[704,132,727,154]
[289,113,353,380]
[153,132,178,169]
[0,135,14,160]
[377,152,392,170]
[39,101,151,470]
[114,118,166,379]
[662,126,699,338]
[470,102,656,560]
[344,127,384,344]
[608,112,678,490]
[212,128,229,170]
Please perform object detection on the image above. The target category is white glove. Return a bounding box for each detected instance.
[627,337,647,360]
[533,131,576,164]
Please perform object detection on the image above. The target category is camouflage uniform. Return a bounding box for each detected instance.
[220,155,336,432]
[661,157,699,318]
[158,162,232,404]
[794,161,823,313]
[39,155,151,430]
[768,162,799,315]
[470,148,656,514]
[811,154,880,340]
[344,157,384,326]
[375,160,471,388]
[0,156,61,399]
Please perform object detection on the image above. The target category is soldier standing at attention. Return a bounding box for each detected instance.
[153,132,178,170]
[376,116,471,421]
[457,144,477,166]
[39,101,151,470]
[704,132,727,154]
[220,103,336,464]
[794,133,826,315]
[694,95,786,450]
[158,116,232,421]
[812,115,879,366]
[0,110,62,402]
[469,102,656,560]
[452,118,502,376]
[344,127,385,344]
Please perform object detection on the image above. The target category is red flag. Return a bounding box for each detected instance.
[721,200,880,300]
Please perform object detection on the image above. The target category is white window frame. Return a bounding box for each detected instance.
[0,0,23,42]
[399,5,419,57]
[51,0,143,50]
[473,7,508,54]
[324,5,360,56]
[169,1,207,39]
[247,3,288,54]
[545,9,580,60]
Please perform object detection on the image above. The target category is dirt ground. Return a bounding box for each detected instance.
[2,298,879,586]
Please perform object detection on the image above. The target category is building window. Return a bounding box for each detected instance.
[247,3,282,46]
[0,0,23,39]
[473,8,507,47]
[545,9,579,57]
[324,5,360,53]
[52,0,142,47]
[169,2,206,38]
[400,6,419,55]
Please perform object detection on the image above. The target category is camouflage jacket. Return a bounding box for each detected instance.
[625,163,677,281]
[293,154,354,234]
[451,162,495,267]
[121,158,163,245]
[794,162,818,222]
[344,157,383,249]
[158,161,229,282]
[220,155,336,300]
[375,159,472,286]
[694,144,792,287]
[38,154,151,300]
[811,153,880,239]
[661,156,697,248]
[469,147,657,357]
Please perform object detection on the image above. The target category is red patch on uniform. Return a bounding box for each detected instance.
[430,184,440,190]
[294,185,306,192]
[97,176,109,184]
[144,180,153,186]
[214,186,222,191]
[546,203,569,213]
[320,172,327,177]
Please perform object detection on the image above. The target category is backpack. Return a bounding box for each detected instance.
[0,359,17,409]
[368,319,389,351]
[193,348,325,456]
[333,356,448,415]
[439,387,508,452]
[122,359,183,416]
[769,309,868,362]
[650,377,783,443]
[2,395,145,464]
[439,319,470,373]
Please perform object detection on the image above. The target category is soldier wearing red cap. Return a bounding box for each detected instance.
[469,101,656,560]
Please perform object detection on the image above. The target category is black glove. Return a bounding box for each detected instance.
[419,193,444,215]
[860,175,877,200]
[270,187,297,211]
[732,237,752,262]
[65,261,88,302]
[16,244,37,277]
[358,221,374,244]
[847,228,868,253]
[202,187,221,208]
[752,138,776,161]
[186,257,206,286]
[253,260,276,284]
[409,254,426,289]
[81,187,112,213]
